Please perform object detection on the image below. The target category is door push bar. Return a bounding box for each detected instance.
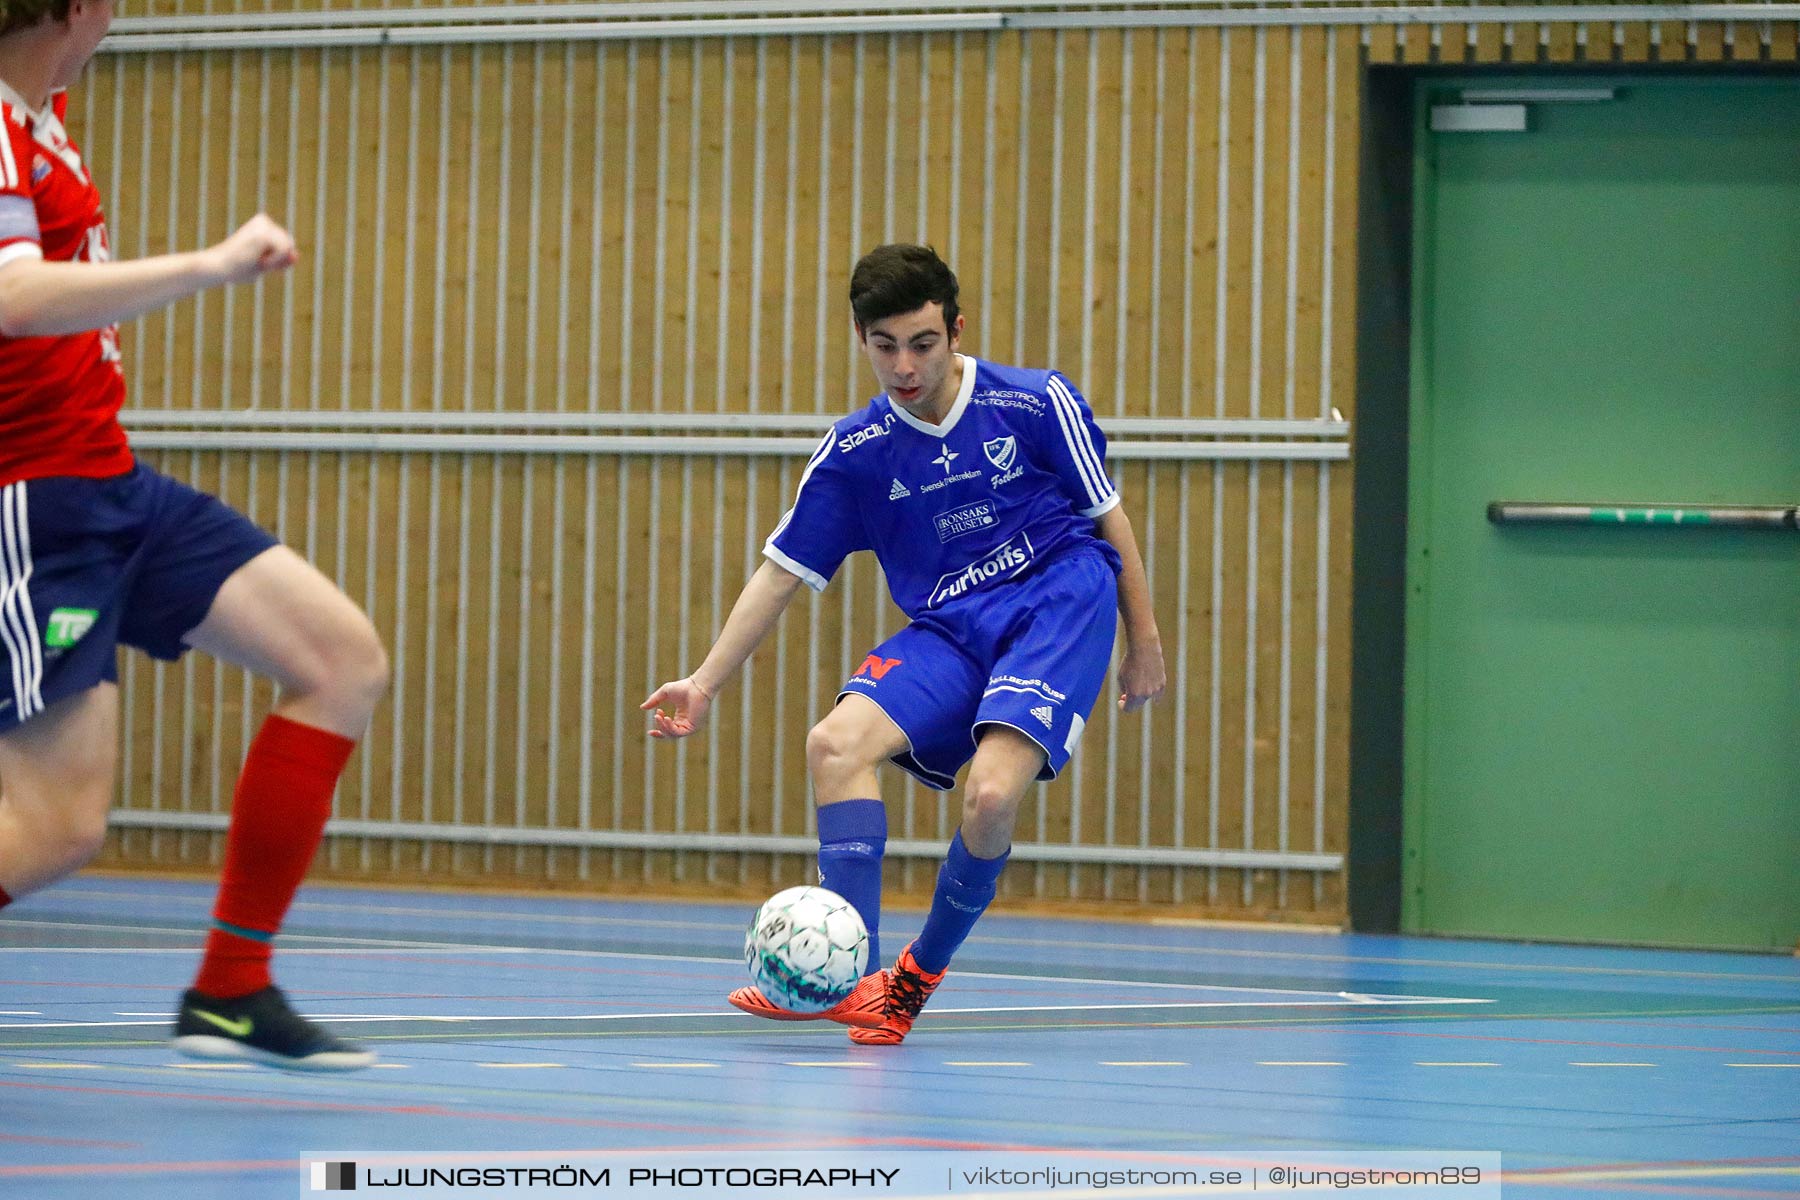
[1487,502,1800,530]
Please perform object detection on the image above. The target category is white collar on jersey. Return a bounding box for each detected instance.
[888,353,978,439]
[0,78,58,130]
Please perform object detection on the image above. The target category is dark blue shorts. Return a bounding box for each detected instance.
[836,548,1119,790]
[0,465,279,731]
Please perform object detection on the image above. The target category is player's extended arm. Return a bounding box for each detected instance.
[1093,505,1166,713]
[641,559,807,740]
[0,214,297,338]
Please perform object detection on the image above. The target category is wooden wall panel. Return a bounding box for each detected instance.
[65,7,1785,923]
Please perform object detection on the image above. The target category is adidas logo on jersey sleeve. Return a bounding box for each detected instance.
[1030,706,1055,728]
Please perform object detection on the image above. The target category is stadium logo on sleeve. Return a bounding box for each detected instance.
[926,535,1035,608]
[837,421,890,453]
[983,436,1017,471]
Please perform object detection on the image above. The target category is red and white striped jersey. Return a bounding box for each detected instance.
[0,81,130,488]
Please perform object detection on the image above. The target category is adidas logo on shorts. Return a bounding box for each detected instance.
[1030,705,1054,729]
[888,479,911,500]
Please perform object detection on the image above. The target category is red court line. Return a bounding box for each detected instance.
[0,1136,1027,1179]
[1568,1020,1800,1036]
[1507,1181,1800,1198]
[0,1131,140,1150]
[0,1078,759,1137]
[0,979,170,990]
[1508,1157,1800,1176]
[0,1159,299,1179]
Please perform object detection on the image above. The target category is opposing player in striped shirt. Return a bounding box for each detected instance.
[0,0,387,1070]
[645,244,1166,1044]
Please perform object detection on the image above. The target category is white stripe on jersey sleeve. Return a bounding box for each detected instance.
[0,124,18,189]
[1046,376,1116,510]
[761,542,830,593]
[761,428,844,589]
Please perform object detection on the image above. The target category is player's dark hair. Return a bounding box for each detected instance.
[0,0,74,38]
[849,244,960,335]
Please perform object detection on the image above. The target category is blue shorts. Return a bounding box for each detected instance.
[837,548,1119,790]
[0,465,279,731]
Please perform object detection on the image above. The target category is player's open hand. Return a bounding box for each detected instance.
[1117,641,1166,714]
[210,214,299,285]
[641,676,714,740]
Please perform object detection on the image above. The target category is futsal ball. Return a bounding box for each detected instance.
[744,885,870,1013]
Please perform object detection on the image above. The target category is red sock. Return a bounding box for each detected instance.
[193,714,355,998]
[0,883,11,910]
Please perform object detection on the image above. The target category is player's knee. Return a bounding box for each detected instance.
[343,622,391,706]
[31,789,111,875]
[313,613,389,713]
[58,807,110,871]
[960,778,1020,840]
[805,717,869,781]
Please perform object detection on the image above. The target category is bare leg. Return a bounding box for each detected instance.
[0,684,119,898]
[182,546,388,735]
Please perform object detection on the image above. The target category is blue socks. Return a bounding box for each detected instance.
[911,831,1010,975]
[816,799,887,976]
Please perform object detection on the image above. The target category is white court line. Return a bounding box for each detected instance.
[25,892,1800,983]
[1,994,1489,1031]
[1258,1061,1346,1066]
[944,1061,1030,1067]
[1416,1061,1500,1067]
[0,924,1493,1007]
[1100,1061,1188,1067]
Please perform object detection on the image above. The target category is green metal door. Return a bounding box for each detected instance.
[1404,77,1800,950]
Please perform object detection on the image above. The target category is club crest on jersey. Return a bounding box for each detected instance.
[926,535,1035,609]
[983,436,1017,471]
[29,155,50,185]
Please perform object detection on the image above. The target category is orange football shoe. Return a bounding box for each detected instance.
[848,943,945,1045]
[727,971,887,1028]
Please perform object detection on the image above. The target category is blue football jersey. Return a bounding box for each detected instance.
[764,356,1123,619]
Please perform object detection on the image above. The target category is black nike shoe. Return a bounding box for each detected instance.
[172,985,376,1072]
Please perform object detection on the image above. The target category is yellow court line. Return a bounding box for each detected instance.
[1725,1062,1800,1068]
[16,1062,100,1069]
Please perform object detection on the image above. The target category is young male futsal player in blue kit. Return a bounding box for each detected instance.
[0,0,387,1069]
[645,244,1165,1044]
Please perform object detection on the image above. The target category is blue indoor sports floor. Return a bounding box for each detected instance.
[0,875,1795,1198]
